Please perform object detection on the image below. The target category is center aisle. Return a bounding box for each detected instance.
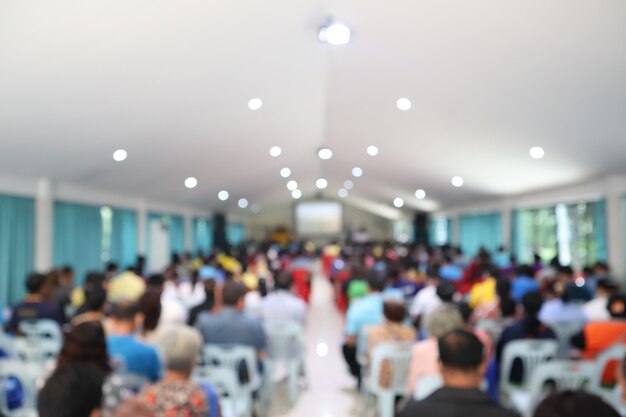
[268,270,358,417]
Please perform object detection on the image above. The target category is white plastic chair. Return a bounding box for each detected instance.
[17,320,62,361]
[362,342,413,417]
[476,319,506,346]
[202,345,260,417]
[547,321,584,358]
[499,339,558,411]
[517,360,594,417]
[263,321,305,405]
[0,328,15,357]
[192,365,243,417]
[0,359,39,417]
[413,374,443,400]
[588,343,626,402]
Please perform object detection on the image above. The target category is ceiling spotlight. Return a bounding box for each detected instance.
[451,176,464,187]
[280,168,291,178]
[269,146,282,157]
[338,188,348,198]
[248,98,263,110]
[319,21,351,45]
[112,149,127,162]
[287,180,298,191]
[366,145,379,156]
[396,98,412,111]
[318,147,333,160]
[292,189,302,199]
[415,189,426,199]
[238,198,249,209]
[393,198,404,208]
[343,180,354,190]
[316,178,328,189]
[530,146,545,159]
[251,204,261,214]
[352,167,363,177]
[184,177,198,189]
[217,190,229,201]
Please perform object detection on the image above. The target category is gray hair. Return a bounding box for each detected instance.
[425,303,464,338]
[159,326,203,373]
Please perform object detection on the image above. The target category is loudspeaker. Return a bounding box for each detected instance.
[414,212,429,245]
[213,212,228,250]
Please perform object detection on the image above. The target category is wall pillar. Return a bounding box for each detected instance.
[35,178,53,271]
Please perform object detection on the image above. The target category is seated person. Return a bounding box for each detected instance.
[538,281,586,324]
[5,273,64,334]
[510,265,540,303]
[72,285,107,327]
[188,278,217,326]
[533,390,620,417]
[107,268,146,303]
[107,302,161,381]
[583,278,619,322]
[399,329,519,417]
[259,272,307,325]
[38,363,106,417]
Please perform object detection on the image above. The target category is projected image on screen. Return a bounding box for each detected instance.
[295,202,343,235]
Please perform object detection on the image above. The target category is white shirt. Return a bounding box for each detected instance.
[409,285,441,319]
[259,290,307,325]
[160,282,188,324]
[583,296,611,322]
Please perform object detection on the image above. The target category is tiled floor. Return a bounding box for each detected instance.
[267,272,359,417]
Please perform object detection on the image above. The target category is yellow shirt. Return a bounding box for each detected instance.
[107,271,146,302]
[469,277,496,309]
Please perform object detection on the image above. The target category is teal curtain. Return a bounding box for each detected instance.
[0,195,35,307]
[459,213,503,256]
[53,202,103,286]
[169,215,185,255]
[591,199,608,262]
[226,223,246,246]
[110,208,137,270]
[193,218,213,255]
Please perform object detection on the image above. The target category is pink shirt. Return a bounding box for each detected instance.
[407,338,440,394]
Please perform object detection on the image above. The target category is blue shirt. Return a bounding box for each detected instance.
[511,276,540,302]
[538,299,587,324]
[107,335,161,381]
[195,308,267,353]
[345,293,384,336]
[439,264,463,281]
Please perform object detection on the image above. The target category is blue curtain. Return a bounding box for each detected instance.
[591,199,608,262]
[169,215,185,255]
[226,223,245,246]
[110,208,137,270]
[0,195,35,307]
[459,213,503,257]
[53,202,103,286]
[193,218,213,255]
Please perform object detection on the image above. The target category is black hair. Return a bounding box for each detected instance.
[456,302,473,324]
[436,281,456,302]
[61,266,74,275]
[558,265,574,277]
[274,272,293,291]
[147,274,165,288]
[516,264,535,278]
[109,302,139,322]
[84,287,107,312]
[383,299,407,323]
[37,363,106,417]
[522,291,544,336]
[25,273,47,294]
[533,390,620,417]
[105,262,118,272]
[438,329,484,371]
[366,271,386,292]
[607,294,626,319]
[222,281,247,306]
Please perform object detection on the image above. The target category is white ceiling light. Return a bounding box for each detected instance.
[415,189,426,199]
[269,146,282,157]
[451,176,464,187]
[112,149,127,162]
[247,98,263,110]
[343,180,354,190]
[238,198,249,208]
[317,147,333,160]
[529,146,545,159]
[318,22,351,45]
[292,189,302,199]
[280,167,291,178]
[184,177,198,189]
[396,98,412,111]
[352,167,363,177]
[287,180,298,191]
[338,188,348,198]
[217,190,229,201]
[393,197,404,208]
[366,145,379,156]
[250,204,261,214]
[316,178,328,189]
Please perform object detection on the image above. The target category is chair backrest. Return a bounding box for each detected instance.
[264,321,303,362]
[202,344,260,389]
[591,343,626,392]
[18,319,62,343]
[0,359,37,415]
[356,326,372,366]
[103,372,150,415]
[500,339,558,391]
[476,319,506,345]
[13,337,60,363]
[192,365,242,398]
[369,342,414,395]
[413,374,443,400]
[0,328,14,358]
[528,360,594,412]
[547,321,584,358]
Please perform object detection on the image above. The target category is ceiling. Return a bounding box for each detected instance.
[1,0,625,217]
